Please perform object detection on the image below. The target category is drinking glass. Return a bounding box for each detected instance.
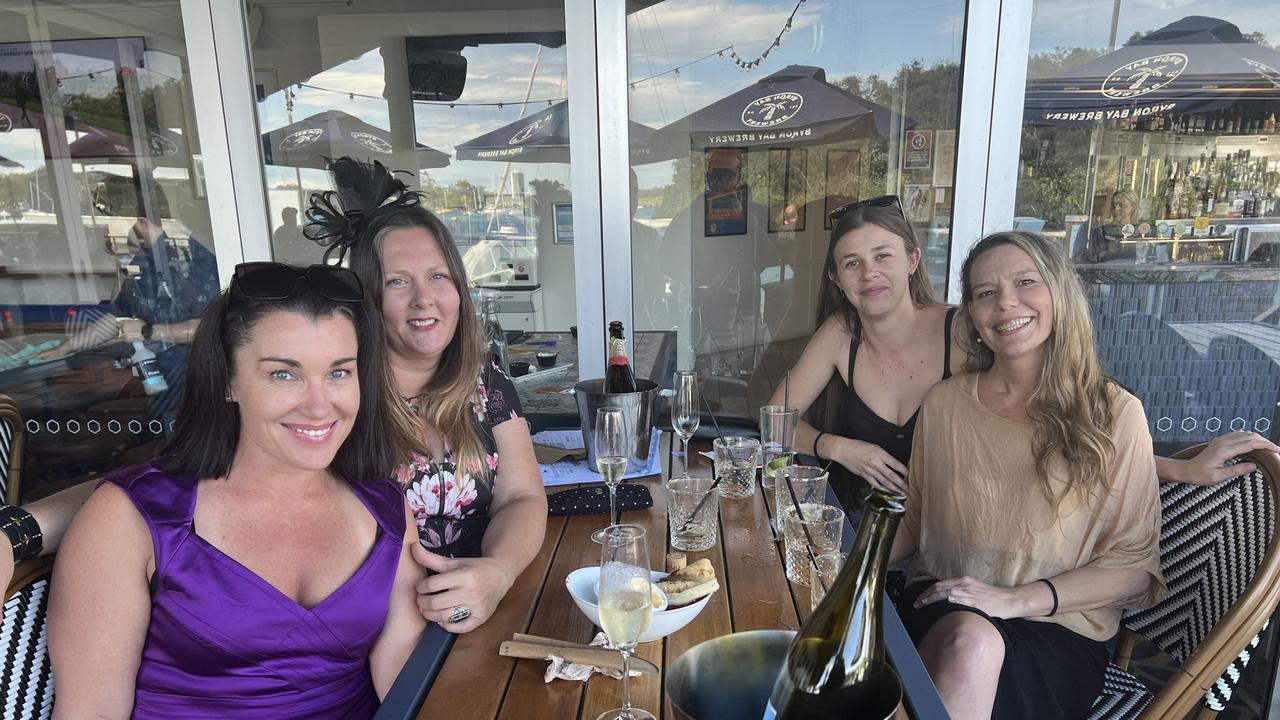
[671,371,700,478]
[667,474,718,552]
[759,405,798,490]
[713,436,759,499]
[773,464,829,534]
[810,552,847,613]
[590,407,629,544]
[597,525,656,720]
[781,502,845,586]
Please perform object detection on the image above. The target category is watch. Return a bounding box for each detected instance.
[142,322,154,341]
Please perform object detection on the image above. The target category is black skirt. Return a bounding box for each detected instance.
[897,580,1108,720]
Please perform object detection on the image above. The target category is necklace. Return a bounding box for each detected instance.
[400,392,424,411]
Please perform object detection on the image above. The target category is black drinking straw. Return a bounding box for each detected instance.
[779,370,829,593]
[676,394,725,532]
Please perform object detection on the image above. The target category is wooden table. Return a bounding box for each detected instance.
[378,439,948,720]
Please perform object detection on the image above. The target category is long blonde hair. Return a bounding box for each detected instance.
[352,210,493,484]
[956,230,1115,504]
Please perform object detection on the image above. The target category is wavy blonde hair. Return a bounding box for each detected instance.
[350,209,493,486]
[955,230,1115,505]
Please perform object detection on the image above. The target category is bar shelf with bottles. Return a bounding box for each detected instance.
[1088,103,1280,266]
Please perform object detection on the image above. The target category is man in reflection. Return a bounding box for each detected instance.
[1080,190,1138,263]
[271,207,314,264]
[41,191,219,427]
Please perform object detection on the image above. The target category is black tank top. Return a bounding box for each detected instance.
[839,307,956,467]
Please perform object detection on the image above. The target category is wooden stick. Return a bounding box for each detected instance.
[499,640,659,674]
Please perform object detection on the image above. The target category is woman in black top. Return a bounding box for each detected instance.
[770,197,1280,512]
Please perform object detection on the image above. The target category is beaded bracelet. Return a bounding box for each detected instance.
[0,505,43,563]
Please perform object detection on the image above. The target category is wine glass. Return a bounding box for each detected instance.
[671,371,699,479]
[591,407,629,544]
[596,524,656,720]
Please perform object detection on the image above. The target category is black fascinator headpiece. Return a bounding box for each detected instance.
[304,157,423,264]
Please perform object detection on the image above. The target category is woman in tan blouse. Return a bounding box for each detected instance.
[890,230,1167,720]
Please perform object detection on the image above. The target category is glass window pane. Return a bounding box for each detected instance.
[1016,6,1280,456]
[250,3,576,352]
[627,1,965,419]
[0,4,223,499]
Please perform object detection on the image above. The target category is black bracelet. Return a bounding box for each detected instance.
[1038,578,1059,617]
[0,505,43,562]
[813,431,827,460]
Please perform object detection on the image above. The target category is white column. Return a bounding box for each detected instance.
[565,0,606,379]
[946,0,1033,303]
[181,0,272,286]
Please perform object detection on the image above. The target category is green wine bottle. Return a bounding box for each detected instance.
[763,487,906,719]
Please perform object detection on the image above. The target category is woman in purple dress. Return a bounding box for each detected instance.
[48,263,426,718]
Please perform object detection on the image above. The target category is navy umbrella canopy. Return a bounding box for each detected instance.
[655,64,908,150]
[1025,16,1280,126]
[262,109,450,169]
[454,100,669,163]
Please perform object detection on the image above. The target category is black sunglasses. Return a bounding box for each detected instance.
[828,194,905,221]
[233,262,363,303]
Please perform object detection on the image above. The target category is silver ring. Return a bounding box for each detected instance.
[448,605,471,624]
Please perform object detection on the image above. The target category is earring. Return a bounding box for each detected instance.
[224,392,233,402]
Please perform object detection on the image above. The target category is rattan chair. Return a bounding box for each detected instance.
[1,556,55,719]
[1086,444,1280,719]
[0,396,24,505]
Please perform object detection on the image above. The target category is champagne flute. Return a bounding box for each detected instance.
[671,371,699,479]
[597,524,656,720]
[591,407,629,544]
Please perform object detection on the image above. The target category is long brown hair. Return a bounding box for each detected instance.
[350,207,493,483]
[808,204,939,434]
[956,230,1115,504]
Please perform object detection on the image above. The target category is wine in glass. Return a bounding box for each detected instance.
[671,371,699,478]
[597,524,656,720]
[591,407,629,544]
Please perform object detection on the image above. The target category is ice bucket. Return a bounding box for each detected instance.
[574,378,658,473]
[666,630,792,720]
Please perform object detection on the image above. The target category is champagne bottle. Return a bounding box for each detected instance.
[764,487,906,720]
[605,321,638,393]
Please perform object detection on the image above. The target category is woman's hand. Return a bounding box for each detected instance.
[833,437,909,493]
[914,576,1046,620]
[411,543,514,633]
[1166,431,1280,486]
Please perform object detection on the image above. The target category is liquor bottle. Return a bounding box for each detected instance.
[1267,113,1278,134]
[131,341,169,396]
[481,294,511,373]
[764,487,906,720]
[605,321,638,394]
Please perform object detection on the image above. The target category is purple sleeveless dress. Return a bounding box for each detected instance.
[104,464,406,719]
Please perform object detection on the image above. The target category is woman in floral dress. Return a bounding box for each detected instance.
[306,158,547,633]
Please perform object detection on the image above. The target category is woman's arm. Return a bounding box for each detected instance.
[1155,431,1280,486]
[370,503,428,699]
[412,418,547,632]
[0,480,96,593]
[913,567,1151,619]
[48,484,153,720]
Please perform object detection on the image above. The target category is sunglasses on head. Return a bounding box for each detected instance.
[233,262,363,303]
[828,195,905,221]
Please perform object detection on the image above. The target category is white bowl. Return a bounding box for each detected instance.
[565,566,712,643]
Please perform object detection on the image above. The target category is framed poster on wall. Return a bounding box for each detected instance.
[824,148,861,229]
[768,148,807,233]
[553,202,573,243]
[704,147,748,237]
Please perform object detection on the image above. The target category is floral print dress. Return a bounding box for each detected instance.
[396,358,523,558]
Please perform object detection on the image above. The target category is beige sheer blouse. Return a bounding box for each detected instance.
[902,373,1167,641]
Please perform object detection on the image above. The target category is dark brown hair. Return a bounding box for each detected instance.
[156,272,403,483]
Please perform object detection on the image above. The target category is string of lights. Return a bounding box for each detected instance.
[293,82,565,109]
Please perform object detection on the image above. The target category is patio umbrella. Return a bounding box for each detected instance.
[60,126,189,167]
[454,100,671,163]
[0,156,20,168]
[654,64,909,151]
[262,109,450,170]
[1024,16,1280,125]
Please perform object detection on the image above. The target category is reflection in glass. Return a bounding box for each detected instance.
[627,0,964,419]
[0,4,221,498]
